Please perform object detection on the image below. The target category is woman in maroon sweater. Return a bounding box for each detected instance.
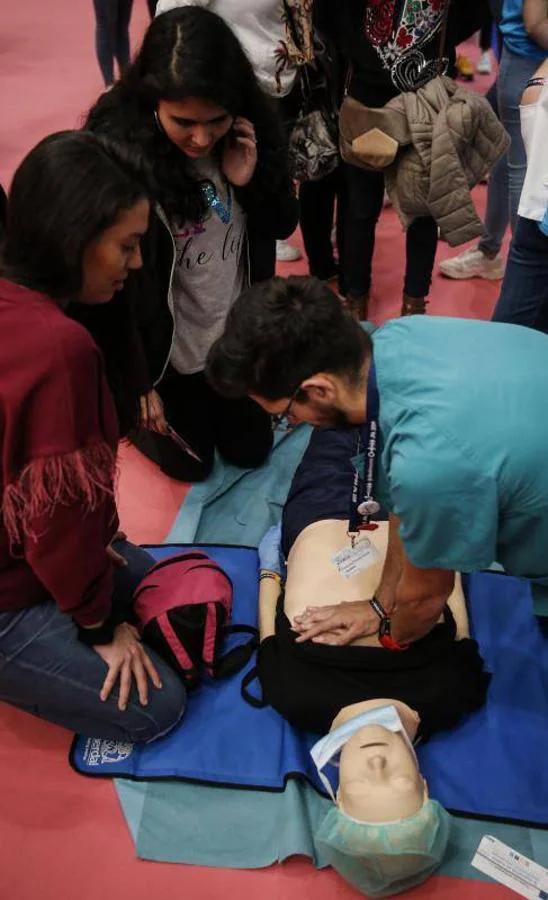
[0,131,185,741]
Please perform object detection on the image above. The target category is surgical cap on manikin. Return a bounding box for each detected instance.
[315,798,451,898]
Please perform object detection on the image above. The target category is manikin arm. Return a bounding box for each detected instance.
[258,577,282,641]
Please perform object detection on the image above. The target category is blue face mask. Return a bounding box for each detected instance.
[310,704,417,801]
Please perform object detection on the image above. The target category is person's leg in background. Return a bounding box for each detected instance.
[0,542,186,741]
[401,216,438,315]
[439,80,509,281]
[492,216,548,333]
[299,167,340,283]
[131,369,216,482]
[277,89,303,264]
[213,386,274,470]
[477,9,493,75]
[498,45,541,228]
[114,0,134,78]
[342,163,385,319]
[92,0,116,87]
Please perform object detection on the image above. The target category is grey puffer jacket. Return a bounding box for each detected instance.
[341,76,510,247]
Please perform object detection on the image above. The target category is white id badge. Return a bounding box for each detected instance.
[471,835,548,899]
[332,537,380,579]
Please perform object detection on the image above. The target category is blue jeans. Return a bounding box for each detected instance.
[92,0,134,86]
[0,541,186,741]
[479,48,540,257]
[492,216,548,333]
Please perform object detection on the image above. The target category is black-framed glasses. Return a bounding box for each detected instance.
[270,385,303,432]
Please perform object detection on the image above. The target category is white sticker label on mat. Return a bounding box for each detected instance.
[471,835,548,899]
[332,538,380,579]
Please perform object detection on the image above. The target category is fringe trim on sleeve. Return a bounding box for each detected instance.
[2,442,117,546]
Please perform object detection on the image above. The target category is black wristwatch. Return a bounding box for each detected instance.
[369,597,409,651]
[77,620,115,647]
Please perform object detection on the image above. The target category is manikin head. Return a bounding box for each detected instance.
[333,700,424,822]
[312,699,451,898]
[206,276,372,430]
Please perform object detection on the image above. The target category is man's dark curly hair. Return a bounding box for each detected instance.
[84,6,288,224]
[206,276,372,401]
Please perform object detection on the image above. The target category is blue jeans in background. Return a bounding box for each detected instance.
[92,0,134,86]
[478,48,540,257]
[492,216,548,334]
[0,540,186,741]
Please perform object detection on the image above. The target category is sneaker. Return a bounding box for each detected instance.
[276,239,302,262]
[476,51,492,76]
[439,247,505,281]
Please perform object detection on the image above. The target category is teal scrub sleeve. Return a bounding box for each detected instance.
[388,450,499,573]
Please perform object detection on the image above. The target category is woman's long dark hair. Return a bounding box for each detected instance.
[85,6,287,223]
[0,130,150,435]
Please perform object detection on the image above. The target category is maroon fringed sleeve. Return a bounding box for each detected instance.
[0,280,121,626]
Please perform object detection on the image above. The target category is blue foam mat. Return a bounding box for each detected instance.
[72,545,548,829]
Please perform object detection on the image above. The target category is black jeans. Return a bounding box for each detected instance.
[92,0,134,86]
[343,163,438,299]
[133,369,274,482]
[299,167,347,290]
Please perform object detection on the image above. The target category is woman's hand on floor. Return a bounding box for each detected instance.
[94,623,163,710]
[140,389,168,433]
[222,117,258,187]
[293,601,379,646]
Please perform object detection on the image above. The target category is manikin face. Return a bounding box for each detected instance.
[79,198,149,305]
[334,700,426,824]
[157,97,234,159]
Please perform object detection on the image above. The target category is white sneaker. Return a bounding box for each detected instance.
[476,51,492,75]
[276,239,302,262]
[439,247,504,281]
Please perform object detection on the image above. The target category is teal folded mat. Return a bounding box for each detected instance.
[166,426,311,545]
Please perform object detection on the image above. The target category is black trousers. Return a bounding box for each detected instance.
[299,167,347,289]
[343,163,438,299]
[133,369,273,482]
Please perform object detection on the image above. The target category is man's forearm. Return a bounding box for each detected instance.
[390,565,455,643]
[375,514,404,612]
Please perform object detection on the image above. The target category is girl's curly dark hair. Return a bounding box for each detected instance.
[84,6,287,223]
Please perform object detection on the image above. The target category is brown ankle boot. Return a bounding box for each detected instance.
[401,293,427,316]
[343,292,369,321]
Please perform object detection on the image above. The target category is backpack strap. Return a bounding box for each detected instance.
[214,625,259,679]
[240,665,268,709]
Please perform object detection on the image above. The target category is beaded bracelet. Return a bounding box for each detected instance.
[526,77,547,88]
[259,571,282,584]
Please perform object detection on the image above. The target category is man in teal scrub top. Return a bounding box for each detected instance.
[206,276,548,645]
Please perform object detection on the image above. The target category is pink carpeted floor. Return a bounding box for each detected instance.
[0,3,515,897]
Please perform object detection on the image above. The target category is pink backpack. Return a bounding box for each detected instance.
[134,551,258,689]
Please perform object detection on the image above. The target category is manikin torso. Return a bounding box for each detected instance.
[283,520,469,646]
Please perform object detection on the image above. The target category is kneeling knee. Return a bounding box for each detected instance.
[125,675,186,743]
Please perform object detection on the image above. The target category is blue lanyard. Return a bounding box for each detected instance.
[348,362,380,538]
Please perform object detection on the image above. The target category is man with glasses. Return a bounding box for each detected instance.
[207,274,548,645]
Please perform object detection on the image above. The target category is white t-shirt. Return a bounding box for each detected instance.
[155,0,298,97]
[519,84,548,222]
[169,157,246,375]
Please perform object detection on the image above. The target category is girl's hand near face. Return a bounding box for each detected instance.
[221,117,258,187]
